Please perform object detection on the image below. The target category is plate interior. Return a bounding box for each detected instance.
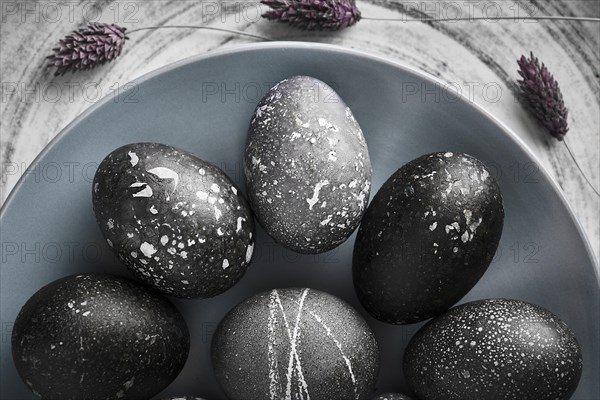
[1,43,598,399]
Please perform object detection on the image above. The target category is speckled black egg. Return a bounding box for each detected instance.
[371,394,414,400]
[93,142,255,298]
[245,76,371,254]
[353,152,504,324]
[11,273,190,400]
[404,298,582,400]
[211,288,379,400]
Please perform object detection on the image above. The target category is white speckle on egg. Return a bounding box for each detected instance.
[222,259,230,270]
[445,222,460,234]
[236,217,245,232]
[140,242,157,257]
[196,191,208,201]
[481,169,489,181]
[127,151,138,167]
[129,182,153,198]
[461,231,470,243]
[245,243,254,263]
[306,180,329,210]
[320,215,332,226]
[464,209,472,225]
[148,167,179,191]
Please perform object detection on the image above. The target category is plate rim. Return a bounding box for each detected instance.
[1,41,598,277]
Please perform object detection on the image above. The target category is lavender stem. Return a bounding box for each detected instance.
[127,26,272,41]
[563,140,600,197]
[361,16,600,22]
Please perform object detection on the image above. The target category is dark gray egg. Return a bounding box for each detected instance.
[211,288,380,400]
[11,273,190,400]
[404,298,582,400]
[371,394,415,400]
[245,76,372,254]
[353,152,504,324]
[93,142,255,298]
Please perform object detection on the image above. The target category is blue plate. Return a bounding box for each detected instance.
[1,42,598,399]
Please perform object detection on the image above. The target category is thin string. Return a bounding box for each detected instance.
[362,16,600,22]
[124,17,600,41]
[563,140,600,197]
[127,25,272,41]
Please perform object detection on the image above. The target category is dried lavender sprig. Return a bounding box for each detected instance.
[261,0,361,31]
[47,24,272,76]
[517,52,599,197]
[517,51,568,141]
[47,23,128,76]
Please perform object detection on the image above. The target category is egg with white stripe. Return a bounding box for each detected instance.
[93,143,255,298]
[211,288,380,400]
[403,298,582,400]
[245,76,372,254]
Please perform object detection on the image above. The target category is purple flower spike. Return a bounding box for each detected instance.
[47,23,128,76]
[261,0,361,31]
[517,52,569,141]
